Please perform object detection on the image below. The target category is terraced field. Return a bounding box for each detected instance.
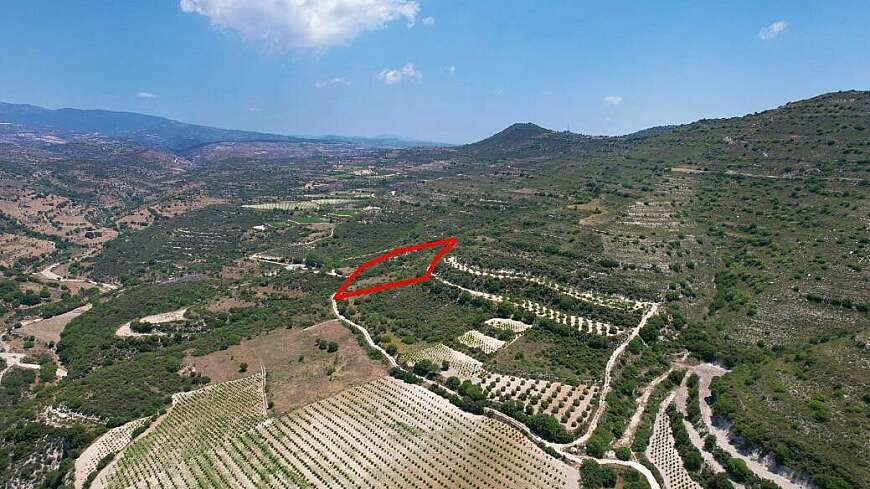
[457,329,506,353]
[242,199,354,211]
[484,317,533,333]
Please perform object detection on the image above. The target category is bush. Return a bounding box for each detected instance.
[725,457,752,482]
[580,459,616,488]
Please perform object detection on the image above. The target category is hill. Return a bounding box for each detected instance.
[0,90,867,489]
[463,122,600,158]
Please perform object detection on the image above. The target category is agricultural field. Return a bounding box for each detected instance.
[17,303,92,344]
[181,320,387,413]
[485,317,533,333]
[404,343,484,379]
[479,372,598,432]
[0,232,55,268]
[457,329,507,353]
[645,394,702,489]
[74,417,150,489]
[97,376,581,489]
[241,198,356,211]
[94,373,268,488]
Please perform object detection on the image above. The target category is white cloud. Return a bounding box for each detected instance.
[315,77,352,88]
[759,20,788,40]
[422,16,435,25]
[136,91,158,99]
[180,0,420,50]
[376,63,422,84]
[603,95,622,105]
[441,65,456,75]
[247,107,259,112]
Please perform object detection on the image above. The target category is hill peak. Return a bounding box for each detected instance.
[494,122,553,138]
[464,122,588,158]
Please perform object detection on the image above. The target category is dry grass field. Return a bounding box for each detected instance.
[182,320,387,413]
[18,304,92,344]
[0,233,55,267]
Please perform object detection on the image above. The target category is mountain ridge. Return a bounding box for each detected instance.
[0,101,446,152]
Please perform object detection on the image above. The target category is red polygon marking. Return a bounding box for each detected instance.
[333,237,457,300]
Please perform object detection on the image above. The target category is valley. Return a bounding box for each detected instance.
[0,91,867,489]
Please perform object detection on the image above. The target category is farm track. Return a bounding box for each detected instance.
[645,390,702,489]
[692,364,812,489]
[673,379,728,475]
[563,303,660,448]
[443,256,649,311]
[331,298,398,368]
[434,274,624,337]
[487,409,661,489]
[69,250,662,488]
[0,337,41,385]
[612,367,675,449]
[35,262,118,291]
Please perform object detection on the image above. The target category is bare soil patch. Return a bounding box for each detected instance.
[18,304,92,344]
[206,296,254,313]
[151,195,226,218]
[115,208,153,229]
[182,320,387,413]
[219,259,258,280]
[0,233,55,267]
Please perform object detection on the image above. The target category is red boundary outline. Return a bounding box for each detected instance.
[333,237,457,300]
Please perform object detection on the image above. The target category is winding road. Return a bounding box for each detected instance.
[330,283,663,489]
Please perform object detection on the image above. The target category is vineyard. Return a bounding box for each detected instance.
[484,317,532,333]
[405,344,483,379]
[92,377,580,489]
[457,329,507,354]
[645,393,702,489]
[74,417,150,489]
[95,373,267,489]
[242,198,354,211]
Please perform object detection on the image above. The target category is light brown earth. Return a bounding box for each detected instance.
[181,320,387,413]
[0,233,55,267]
[0,191,116,248]
[218,258,258,280]
[151,195,226,218]
[206,296,254,313]
[115,208,153,229]
[18,304,92,344]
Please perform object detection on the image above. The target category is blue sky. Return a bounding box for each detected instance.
[1,1,868,143]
